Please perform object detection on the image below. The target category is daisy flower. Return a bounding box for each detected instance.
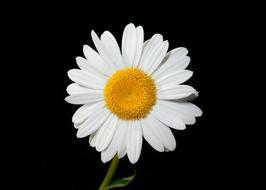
[65,23,202,164]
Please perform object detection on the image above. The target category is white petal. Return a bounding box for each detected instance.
[66,83,105,96]
[151,103,186,130]
[72,101,105,124]
[75,56,89,71]
[66,83,103,95]
[89,130,100,147]
[162,47,188,63]
[177,92,199,101]
[101,119,123,163]
[155,70,193,88]
[169,47,188,60]
[153,47,189,79]
[101,148,116,163]
[143,40,150,49]
[65,94,103,105]
[83,45,111,76]
[155,57,191,81]
[72,105,89,124]
[91,30,117,72]
[95,114,118,152]
[67,83,88,95]
[156,124,176,151]
[122,23,136,66]
[132,26,144,67]
[157,85,197,100]
[77,107,110,138]
[75,57,107,80]
[127,121,143,164]
[138,34,163,71]
[117,120,128,158]
[67,69,105,90]
[140,118,164,152]
[165,100,203,117]
[65,86,103,105]
[145,115,176,151]
[101,31,125,68]
[147,40,169,75]
[156,100,200,125]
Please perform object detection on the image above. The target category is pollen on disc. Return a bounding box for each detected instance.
[104,67,156,120]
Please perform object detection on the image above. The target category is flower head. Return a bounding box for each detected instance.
[65,23,202,164]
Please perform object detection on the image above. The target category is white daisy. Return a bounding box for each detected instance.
[65,23,202,164]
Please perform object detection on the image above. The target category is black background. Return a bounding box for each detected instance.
[3,2,257,190]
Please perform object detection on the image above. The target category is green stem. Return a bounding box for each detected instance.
[98,155,120,190]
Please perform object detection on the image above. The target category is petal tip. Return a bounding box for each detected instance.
[64,96,69,102]
[91,30,98,40]
[197,109,203,117]
[128,23,135,28]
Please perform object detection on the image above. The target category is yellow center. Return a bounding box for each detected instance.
[104,67,156,120]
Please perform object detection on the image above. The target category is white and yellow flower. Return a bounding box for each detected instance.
[65,23,202,164]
